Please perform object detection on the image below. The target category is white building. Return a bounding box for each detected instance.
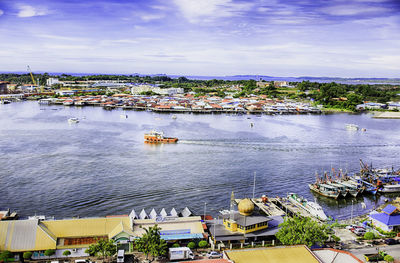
[47,78,60,86]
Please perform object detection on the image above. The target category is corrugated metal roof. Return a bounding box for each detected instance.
[226,246,321,263]
[42,217,131,238]
[9,220,38,251]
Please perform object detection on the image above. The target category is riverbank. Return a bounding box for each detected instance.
[372,111,400,119]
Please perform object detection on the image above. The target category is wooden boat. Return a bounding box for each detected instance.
[336,181,360,197]
[144,130,178,143]
[327,182,349,198]
[308,183,340,199]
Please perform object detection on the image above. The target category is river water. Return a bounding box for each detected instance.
[1,101,399,220]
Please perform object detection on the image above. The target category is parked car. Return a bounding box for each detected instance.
[206,251,223,259]
[384,238,398,245]
[353,228,366,236]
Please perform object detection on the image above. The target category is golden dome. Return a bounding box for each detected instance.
[238,198,254,216]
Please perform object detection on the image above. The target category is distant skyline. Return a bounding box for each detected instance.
[0,0,399,77]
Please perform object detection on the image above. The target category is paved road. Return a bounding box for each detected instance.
[348,244,400,261]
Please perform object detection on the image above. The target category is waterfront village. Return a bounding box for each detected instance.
[1,75,400,117]
[2,76,400,263]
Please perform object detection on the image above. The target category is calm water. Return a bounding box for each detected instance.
[1,102,400,220]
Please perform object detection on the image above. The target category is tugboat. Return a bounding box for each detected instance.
[144,130,178,143]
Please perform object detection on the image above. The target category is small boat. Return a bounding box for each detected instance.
[309,183,340,199]
[0,100,11,104]
[63,100,74,106]
[287,193,328,221]
[171,115,177,120]
[68,117,79,124]
[120,114,128,119]
[346,124,359,131]
[144,130,178,143]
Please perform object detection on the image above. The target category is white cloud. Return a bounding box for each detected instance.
[320,5,389,16]
[0,9,4,16]
[173,0,254,23]
[140,14,165,22]
[17,5,49,18]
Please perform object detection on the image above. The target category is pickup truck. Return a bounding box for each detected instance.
[364,251,387,262]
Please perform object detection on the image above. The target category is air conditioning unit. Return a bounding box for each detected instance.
[72,248,77,252]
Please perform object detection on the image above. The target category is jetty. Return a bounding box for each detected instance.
[234,198,286,217]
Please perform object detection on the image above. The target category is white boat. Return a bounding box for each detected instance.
[346,124,359,131]
[120,114,128,119]
[171,115,177,120]
[68,117,79,124]
[287,193,328,221]
[378,184,400,193]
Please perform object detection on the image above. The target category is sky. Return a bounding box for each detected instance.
[0,0,399,77]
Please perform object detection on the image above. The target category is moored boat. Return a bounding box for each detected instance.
[309,183,340,199]
[346,124,359,131]
[144,130,178,143]
[336,181,360,197]
[327,182,349,198]
[287,193,328,221]
[68,117,79,124]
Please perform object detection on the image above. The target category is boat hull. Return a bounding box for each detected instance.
[144,136,178,143]
[308,184,340,199]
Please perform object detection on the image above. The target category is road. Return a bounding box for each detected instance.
[348,244,400,262]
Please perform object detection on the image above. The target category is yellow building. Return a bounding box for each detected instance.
[223,199,270,234]
[0,211,205,254]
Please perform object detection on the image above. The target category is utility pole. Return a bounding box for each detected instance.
[204,202,207,222]
[252,172,256,200]
[351,200,354,224]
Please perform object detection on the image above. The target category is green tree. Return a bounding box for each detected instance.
[276,216,328,247]
[0,251,13,262]
[23,252,33,260]
[364,232,375,240]
[135,225,168,262]
[63,250,71,259]
[44,249,55,257]
[198,240,208,249]
[384,254,394,262]
[87,239,117,260]
[187,241,196,249]
[172,243,180,248]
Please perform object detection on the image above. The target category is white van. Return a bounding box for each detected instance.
[117,250,125,263]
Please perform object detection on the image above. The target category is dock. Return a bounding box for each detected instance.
[271,197,324,223]
[234,198,286,217]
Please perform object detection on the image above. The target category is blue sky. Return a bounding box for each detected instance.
[0,0,399,77]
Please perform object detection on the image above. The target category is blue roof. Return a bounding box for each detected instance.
[370,213,400,226]
[382,205,398,215]
[160,233,204,241]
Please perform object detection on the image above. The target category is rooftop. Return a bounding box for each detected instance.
[225,246,321,263]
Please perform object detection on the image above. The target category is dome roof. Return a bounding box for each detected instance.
[238,198,254,216]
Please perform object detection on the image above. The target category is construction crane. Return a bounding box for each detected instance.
[27,65,43,93]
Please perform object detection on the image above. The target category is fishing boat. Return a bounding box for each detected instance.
[144,130,178,143]
[326,182,349,198]
[308,183,341,199]
[346,124,359,131]
[335,181,361,197]
[377,181,400,193]
[287,193,328,221]
[68,117,79,124]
